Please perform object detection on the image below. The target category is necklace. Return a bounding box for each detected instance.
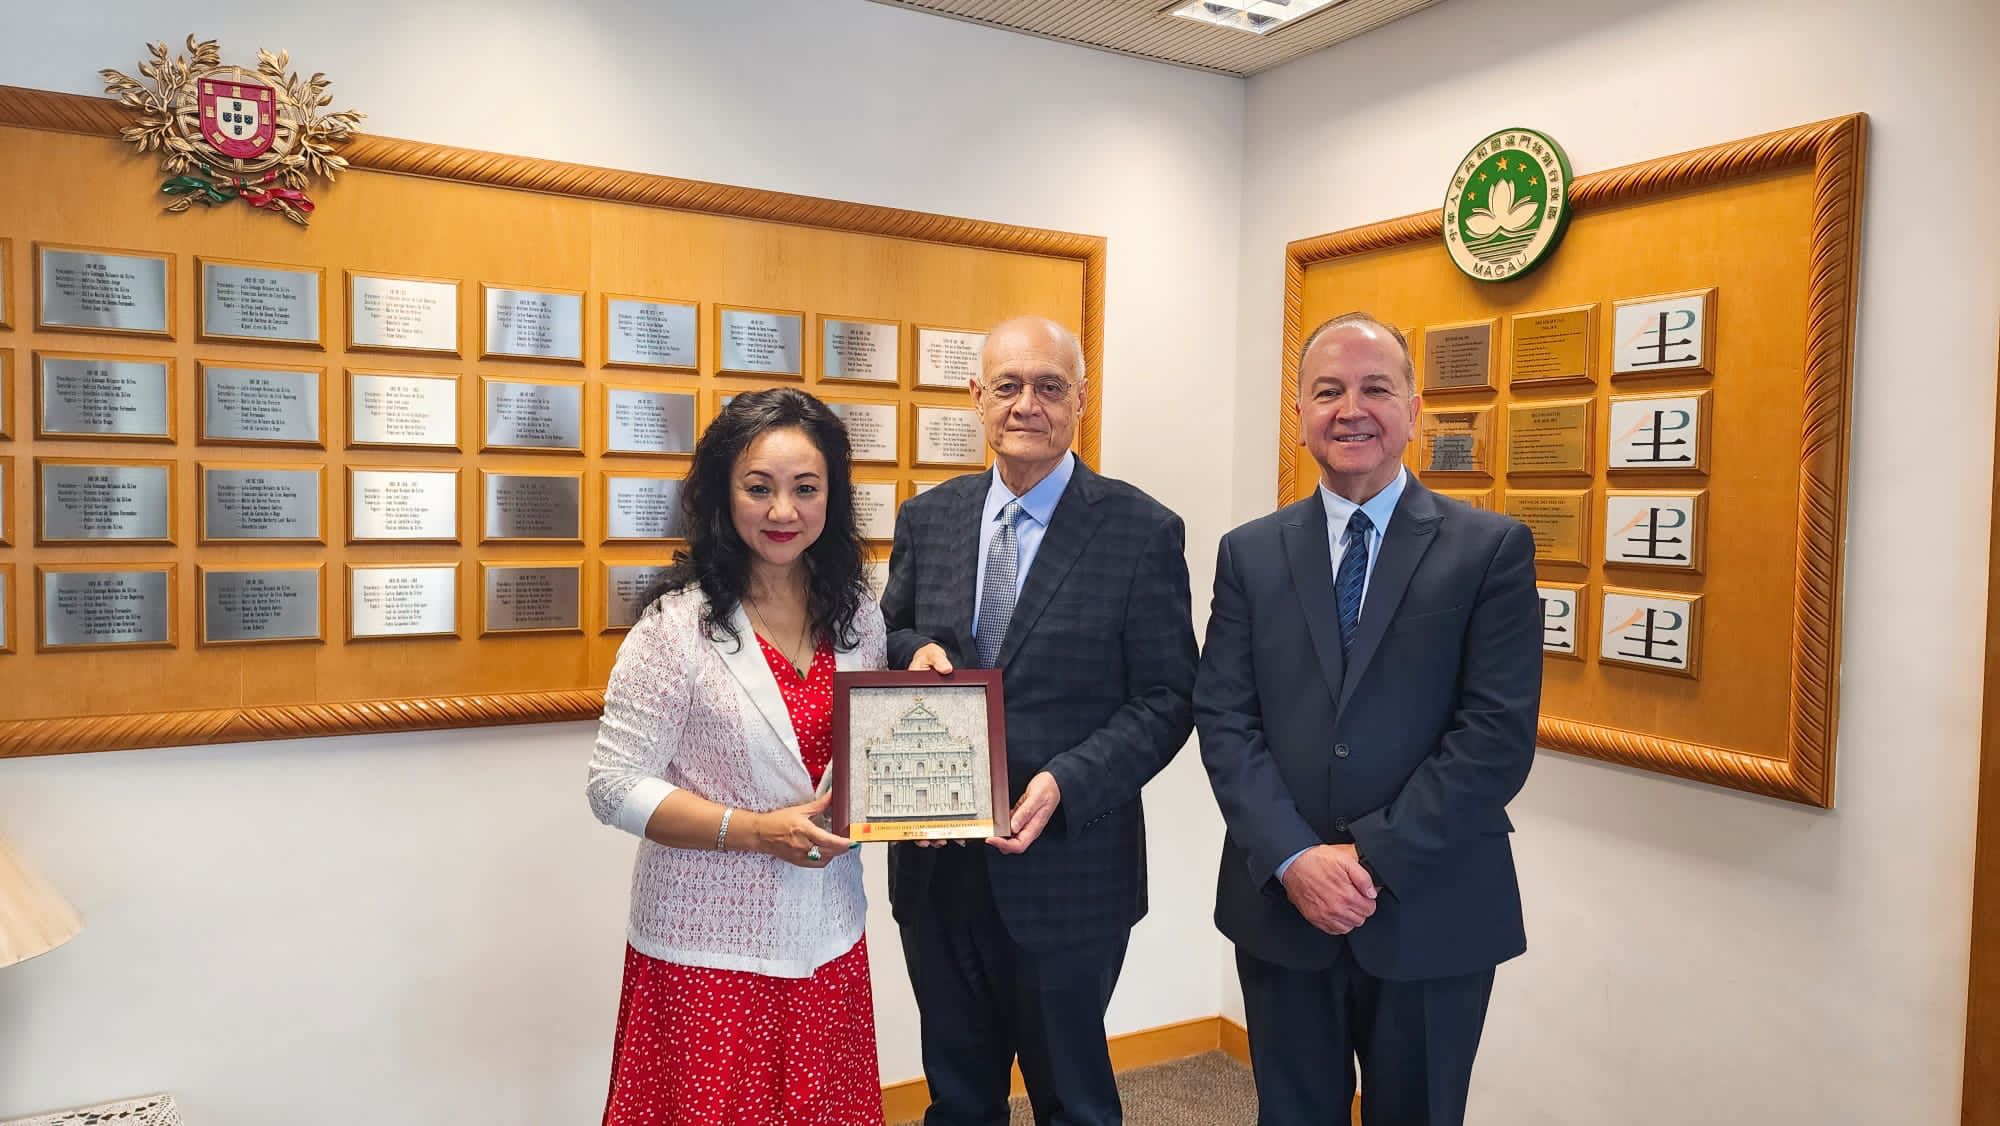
[744,594,814,679]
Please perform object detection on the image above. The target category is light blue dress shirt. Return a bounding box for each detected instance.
[971,451,1076,642]
[1276,466,1408,883]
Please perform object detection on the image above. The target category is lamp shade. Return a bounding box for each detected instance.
[0,834,82,968]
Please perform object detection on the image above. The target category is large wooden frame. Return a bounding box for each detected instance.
[0,84,1105,757]
[1277,115,1864,806]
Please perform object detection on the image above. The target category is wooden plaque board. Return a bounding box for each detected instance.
[1277,115,1864,807]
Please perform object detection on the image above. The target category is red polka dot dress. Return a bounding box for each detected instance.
[602,635,882,1126]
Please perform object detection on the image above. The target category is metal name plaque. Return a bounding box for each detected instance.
[349,566,457,639]
[39,357,172,439]
[349,274,459,352]
[606,298,697,368]
[605,388,696,454]
[485,380,583,450]
[605,565,672,630]
[719,308,802,375]
[39,248,170,335]
[853,482,896,540]
[350,469,457,541]
[203,366,321,444]
[350,372,458,448]
[204,569,320,643]
[485,565,581,633]
[827,401,898,462]
[605,476,684,541]
[42,569,171,648]
[822,319,898,382]
[916,328,987,390]
[484,287,583,361]
[41,463,172,541]
[484,473,581,540]
[204,467,321,541]
[915,406,986,466]
[202,262,321,344]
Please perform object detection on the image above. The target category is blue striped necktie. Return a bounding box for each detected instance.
[1336,510,1373,655]
[975,501,1024,668]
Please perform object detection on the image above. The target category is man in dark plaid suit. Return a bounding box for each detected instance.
[882,316,1196,1126]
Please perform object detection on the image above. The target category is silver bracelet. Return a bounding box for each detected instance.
[716,807,734,852]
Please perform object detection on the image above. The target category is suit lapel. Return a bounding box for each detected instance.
[709,602,805,775]
[1281,495,1346,705]
[1337,481,1442,715]
[996,465,1103,669]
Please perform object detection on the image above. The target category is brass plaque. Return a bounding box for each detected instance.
[483,564,582,634]
[1509,306,1593,384]
[915,406,984,467]
[1505,399,1592,475]
[915,326,986,390]
[1421,321,1494,392]
[1504,490,1589,565]
[1418,408,1493,476]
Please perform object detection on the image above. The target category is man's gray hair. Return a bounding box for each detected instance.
[1297,311,1415,395]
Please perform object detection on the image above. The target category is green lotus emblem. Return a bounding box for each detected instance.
[1444,128,1573,282]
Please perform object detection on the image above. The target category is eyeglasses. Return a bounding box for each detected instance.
[982,377,1076,405]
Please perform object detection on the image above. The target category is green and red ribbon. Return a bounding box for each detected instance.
[160,168,314,215]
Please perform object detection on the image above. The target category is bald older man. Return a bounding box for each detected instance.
[881,316,1197,1125]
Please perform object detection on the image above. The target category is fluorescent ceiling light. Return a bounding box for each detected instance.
[1168,0,1346,35]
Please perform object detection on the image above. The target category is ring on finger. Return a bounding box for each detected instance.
[806,846,823,863]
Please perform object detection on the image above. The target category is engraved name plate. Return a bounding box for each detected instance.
[1613,290,1715,378]
[37,355,173,439]
[1418,407,1493,475]
[1505,399,1592,475]
[1608,391,1709,472]
[1600,588,1701,677]
[349,565,457,639]
[915,406,985,467]
[605,564,672,631]
[1537,583,1585,660]
[41,568,172,649]
[718,308,803,376]
[483,285,583,361]
[202,466,322,542]
[1510,306,1594,385]
[863,559,889,600]
[1422,321,1495,393]
[202,568,322,644]
[605,387,696,455]
[484,565,582,634]
[483,473,582,541]
[854,482,896,541]
[40,462,173,542]
[348,273,459,354]
[200,260,322,345]
[37,246,171,336]
[349,468,458,542]
[1503,490,1589,565]
[822,319,899,383]
[1604,491,1705,572]
[202,365,322,445]
[605,475,685,541]
[605,297,697,369]
[827,401,898,463]
[916,327,987,390]
[485,379,583,451]
[349,371,458,448]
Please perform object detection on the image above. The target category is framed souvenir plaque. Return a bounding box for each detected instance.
[1503,489,1589,566]
[483,377,584,452]
[37,564,176,652]
[1537,581,1586,661]
[716,305,804,378]
[1612,289,1716,378]
[37,458,175,544]
[198,363,325,447]
[1603,490,1706,573]
[603,385,696,456]
[35,243,173,338]
[35,353,175,441]
[347,563,459,641]
[914,405,985,468]
[1504,398,1592,476]
[347,466,459,543]
[820,316,899,384]
[831,669,1011,842]
[481,283,584,363]
[1599,587,1701,678]
[602,473,684,542]
[1420,319,1496,393]
[1509,305,1595,386]
[914,326,986,391]
[482,471,583,543]
[348,370,459,450]
[853,481,897,542]
[1607,390,1712,473]
[481,563,583,636]
[198,565,325,646]
[825,399,899,464]
[602,295,698,370]
[199,464,325,544]
[197,257,325,347]
[1416,406,1493,476]
[603,563,672,632]
[346,271,460,355]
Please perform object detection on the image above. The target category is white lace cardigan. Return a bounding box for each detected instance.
[586,587,886,978]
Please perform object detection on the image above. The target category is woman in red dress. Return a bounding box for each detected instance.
[587,388,884,1125]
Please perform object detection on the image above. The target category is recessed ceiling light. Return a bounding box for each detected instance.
[1167,0,1347,35]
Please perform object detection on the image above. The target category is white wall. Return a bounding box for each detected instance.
[1233,0,2000,1122]
[0,2,1243,1121]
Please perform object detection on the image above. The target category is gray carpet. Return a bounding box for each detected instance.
[891,1051,1259,1125]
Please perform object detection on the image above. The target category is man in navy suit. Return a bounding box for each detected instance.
[882,316,1196,1125]
[1196,312,1541,1126]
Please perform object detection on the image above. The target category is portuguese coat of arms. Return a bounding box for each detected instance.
[100,37,363,225]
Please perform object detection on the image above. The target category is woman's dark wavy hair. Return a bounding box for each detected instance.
[643,387,868,649]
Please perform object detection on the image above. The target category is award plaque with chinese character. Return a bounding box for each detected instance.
[831,669,1010,842]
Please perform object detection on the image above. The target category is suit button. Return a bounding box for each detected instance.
[1334,743,1350,758]
[1334,817,1349,831]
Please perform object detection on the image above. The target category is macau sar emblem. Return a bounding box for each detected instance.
[101,37,364,226]
[1442,127,1573,282]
